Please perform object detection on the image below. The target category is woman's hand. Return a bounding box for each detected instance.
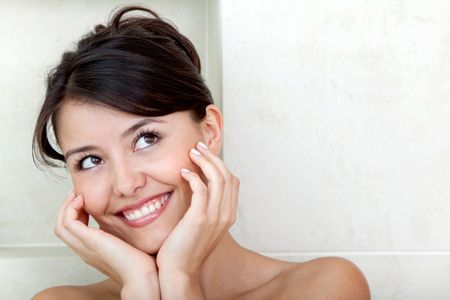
[156,141,240,299]
[55,192,160,299]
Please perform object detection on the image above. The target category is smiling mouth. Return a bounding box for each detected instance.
[117,191,173,223]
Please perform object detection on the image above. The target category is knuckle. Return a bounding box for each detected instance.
[54,227,61,237]
[197,184,207,195]
[219,215,229,225]
[62,219,71,229]
[224,173,233,183]
[215,175,225,186]
[208,217,218,227]
[194,215,207,226]
[65,220,77,232]
[230,214,237,225]
[205,213,218,225]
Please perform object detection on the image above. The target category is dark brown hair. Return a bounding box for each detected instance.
[33,6,213,168]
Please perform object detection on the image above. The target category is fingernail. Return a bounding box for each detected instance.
[191,148,202,156]
[72,195,82,202]
[67,188,74,196]
[198,141,208,150]
[181,168,191,174]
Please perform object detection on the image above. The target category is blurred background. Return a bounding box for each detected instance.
[1,0,450,299]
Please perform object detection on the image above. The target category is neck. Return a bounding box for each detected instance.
[198,232,280,299]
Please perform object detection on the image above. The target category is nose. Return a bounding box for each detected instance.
[111,158,146,197]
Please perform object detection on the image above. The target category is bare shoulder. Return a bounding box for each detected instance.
[277,257,370,300]
[32,279,121,300]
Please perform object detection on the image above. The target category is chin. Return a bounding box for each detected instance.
[134,238,164,255]
[124,225,173,255]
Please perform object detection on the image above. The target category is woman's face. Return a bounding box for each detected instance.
[56,100,219,254]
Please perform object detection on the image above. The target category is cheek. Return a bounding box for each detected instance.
[143,141,199,179]
[141,145,199,199]
[72,176,109,216]
[143,154,184,184]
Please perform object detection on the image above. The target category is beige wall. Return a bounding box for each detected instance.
[223,0,450,299]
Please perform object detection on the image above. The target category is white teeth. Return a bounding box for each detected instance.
[134,210,143,219]
[123,193,171,222]
[141,206,150,215]
[161,193,169,204]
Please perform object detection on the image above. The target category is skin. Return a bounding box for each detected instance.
[32,100,370,300]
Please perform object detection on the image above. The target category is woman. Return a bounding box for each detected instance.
[32,6,370,300]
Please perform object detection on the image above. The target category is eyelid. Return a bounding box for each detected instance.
[69,128,160,171]
[132,128,160,151]
[72,153,103,171]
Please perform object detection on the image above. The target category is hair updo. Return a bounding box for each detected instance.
[33,6,213,168]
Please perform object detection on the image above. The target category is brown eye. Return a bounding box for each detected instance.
[134,131,160,151]
[80,156,103,170]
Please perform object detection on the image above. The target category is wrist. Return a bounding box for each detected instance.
[159,270,204,299]
[121,271,160,300]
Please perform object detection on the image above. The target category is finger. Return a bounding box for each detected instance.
[195,141,232,180]
[58,195,87,236]
[64,195,90,232]
[56,190,78,232]
[195,142,237,227]
[189,148,224,219]
[228,177,240,228]
[56,225,87,255]
[67,220,103,251]
[65,195,89,224]
[55,191,81,239]
[219,182,233,227]
[58,195,97,252]
[220,174,239,229]
[55,195,91,253]
[180,168,208,217]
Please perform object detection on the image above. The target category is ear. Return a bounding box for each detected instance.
[200,104,223,155]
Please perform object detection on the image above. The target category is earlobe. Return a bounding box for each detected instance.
[201,105,223,154]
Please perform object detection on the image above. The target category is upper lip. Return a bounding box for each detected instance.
[114,191,171,215]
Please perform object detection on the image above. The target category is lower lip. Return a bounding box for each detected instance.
[119,192,172,228]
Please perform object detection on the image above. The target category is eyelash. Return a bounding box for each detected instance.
[133,129,161,150]
[72,129,161,171]
[72,152,98,171]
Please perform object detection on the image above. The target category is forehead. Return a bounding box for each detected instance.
[57,100,134,126]
[55,100,195,151]
[56,101,136,142]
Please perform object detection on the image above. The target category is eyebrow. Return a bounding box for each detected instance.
[64,118,163,160]
[120,118,162,139]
